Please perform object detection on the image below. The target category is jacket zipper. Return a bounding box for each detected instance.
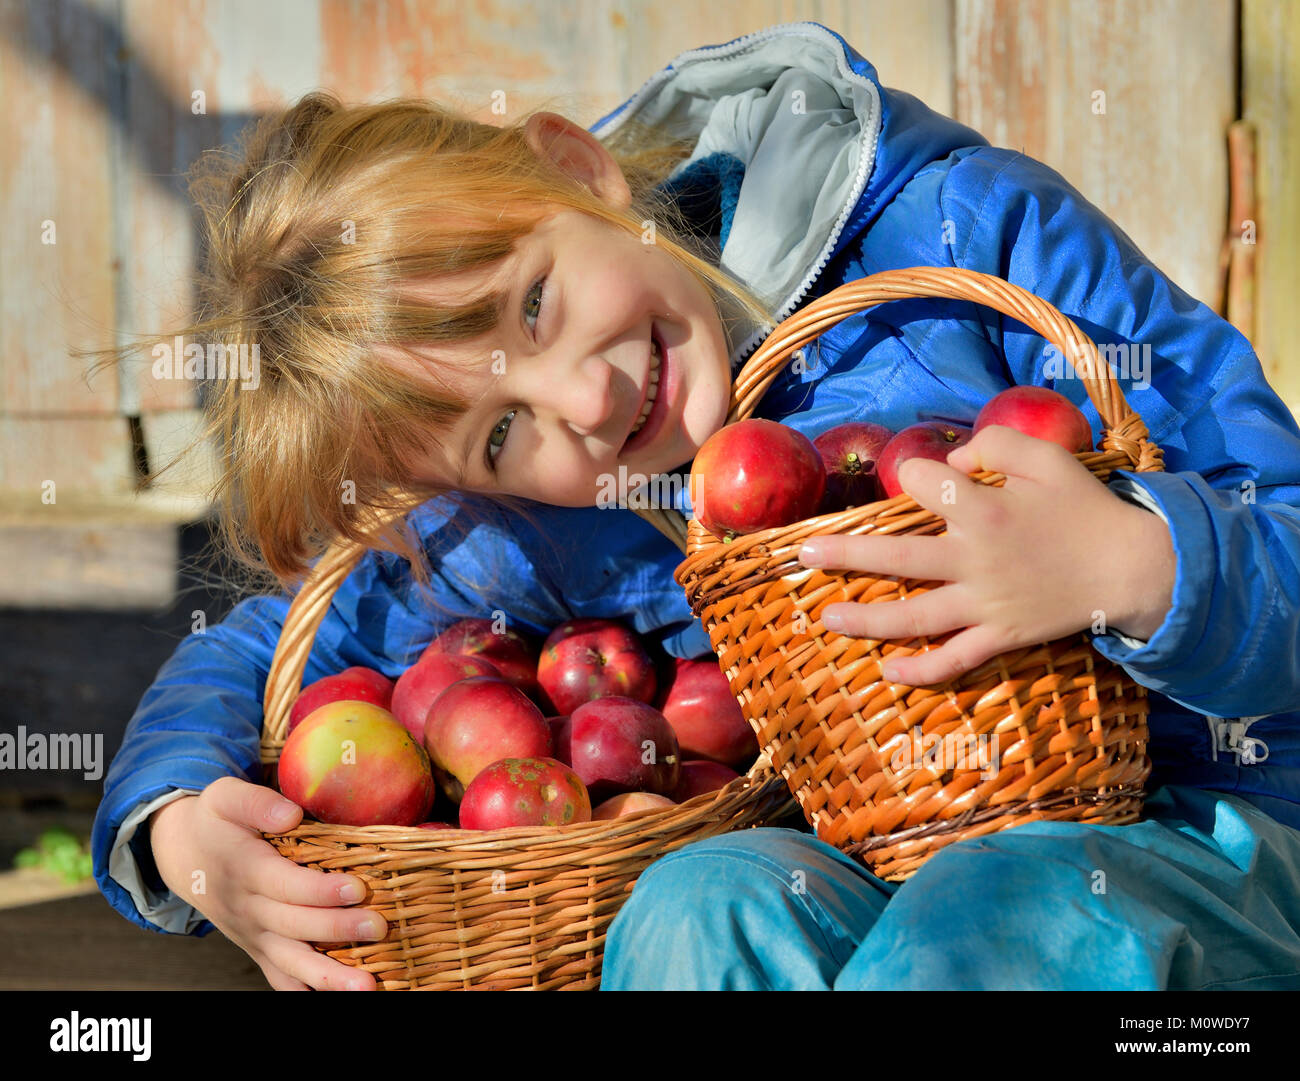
[1206,715,1271,765]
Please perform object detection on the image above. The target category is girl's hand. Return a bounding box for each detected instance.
[149,777,386,991]
[797,425,1176,686]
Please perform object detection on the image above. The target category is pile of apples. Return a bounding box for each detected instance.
[276,617,760,831]
[690,385,1093,540]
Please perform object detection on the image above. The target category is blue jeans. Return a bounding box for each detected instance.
[601,785,1300,989]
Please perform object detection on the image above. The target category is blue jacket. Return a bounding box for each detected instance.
[94,20,1300,937]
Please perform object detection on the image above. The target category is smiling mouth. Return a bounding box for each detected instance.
[628,335,662,439]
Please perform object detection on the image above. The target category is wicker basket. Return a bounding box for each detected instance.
[258,511,792,990]
[673,266,1162,882]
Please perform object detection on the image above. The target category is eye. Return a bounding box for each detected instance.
[523,274,546,335]
[483,276,546,473]
[486,409,516,471]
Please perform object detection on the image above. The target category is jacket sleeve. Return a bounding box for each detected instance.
[91,499,527,936]
[942,147,1300,720]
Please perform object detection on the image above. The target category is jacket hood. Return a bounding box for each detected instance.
[589,20,989,365]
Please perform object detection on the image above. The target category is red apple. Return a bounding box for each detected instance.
[423,677,551,802]
[537,619,657,716]
[813,421,894,511]
[288,667,395,733]
[422,618,542,699]
[391,653,501,743]
[876,421,974,499]
[657,657,757,767]
[689,418,826,539]
[458,757,592,830]
[566,696,681,802]
[592,792,677,819]
[546,715,571,759]
[278,701,434,827]
[974,386,1093,453]
[673,760,743,802]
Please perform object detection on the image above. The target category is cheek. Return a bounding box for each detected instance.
[530,446,608,506]
[681,347,733,447]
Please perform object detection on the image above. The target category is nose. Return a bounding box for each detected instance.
[532,354,620,439]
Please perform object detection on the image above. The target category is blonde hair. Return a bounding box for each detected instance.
[84,91,778,593]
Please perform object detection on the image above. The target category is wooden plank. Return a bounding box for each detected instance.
[0,415,133,496]
[1243,0,1300,415]
[0,0,119,415]
[120,0,309,412]
[0,868,99,911]
[954,0,1234,310]
[138,408,218,504]
[0,515,179,609]
[0,891,267,990]
[308,1,953,131]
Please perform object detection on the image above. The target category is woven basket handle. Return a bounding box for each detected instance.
[261,532,392,763]
[729,266,1164,474]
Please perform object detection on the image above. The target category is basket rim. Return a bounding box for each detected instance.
[262,759,793,848]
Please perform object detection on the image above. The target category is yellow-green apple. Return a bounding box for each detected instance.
[655,657,757,767]
[688,418,826,540]
[278,701,434,826]
[458,757,591,830]
[566,696,680,802]
[391,653,500,742]
[813,421,894,511]
[423,676,551,802]
[591,792,677,819]
[974,386,1092,452]
[537,619,657,716]
[877,421,974,499]
[421,617,542,700]
[288,666,394,733]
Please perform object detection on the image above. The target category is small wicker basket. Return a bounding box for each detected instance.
[672,267,1161,881]
[258,519,792,990]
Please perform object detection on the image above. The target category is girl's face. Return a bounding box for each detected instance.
[400,207,734,506]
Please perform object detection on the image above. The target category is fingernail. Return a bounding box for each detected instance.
[338,880,365,904]
[357,915,387,941]
[881,663,902,683]
[269,799,298,828]
[822,609,847,632]
[799,542,826,567]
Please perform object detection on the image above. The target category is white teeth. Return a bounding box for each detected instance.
[628,339,664,439]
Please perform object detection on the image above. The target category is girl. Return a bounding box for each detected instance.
[92,21,1300,991]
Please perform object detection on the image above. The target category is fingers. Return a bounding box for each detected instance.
[204,775,302,834]
[881,624,1011,687]
[822,585,971,643]
[258,937,378,991]
[799,532,955,582]
[248,891,388,945]
[945,424,1080,481]
[245,841,370,910]
[258,960,312,992]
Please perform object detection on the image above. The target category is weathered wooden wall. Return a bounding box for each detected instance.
[0,0,1294,606]
[1244,0,1300,413]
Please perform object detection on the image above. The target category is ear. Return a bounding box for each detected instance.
[522,111,632,210]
